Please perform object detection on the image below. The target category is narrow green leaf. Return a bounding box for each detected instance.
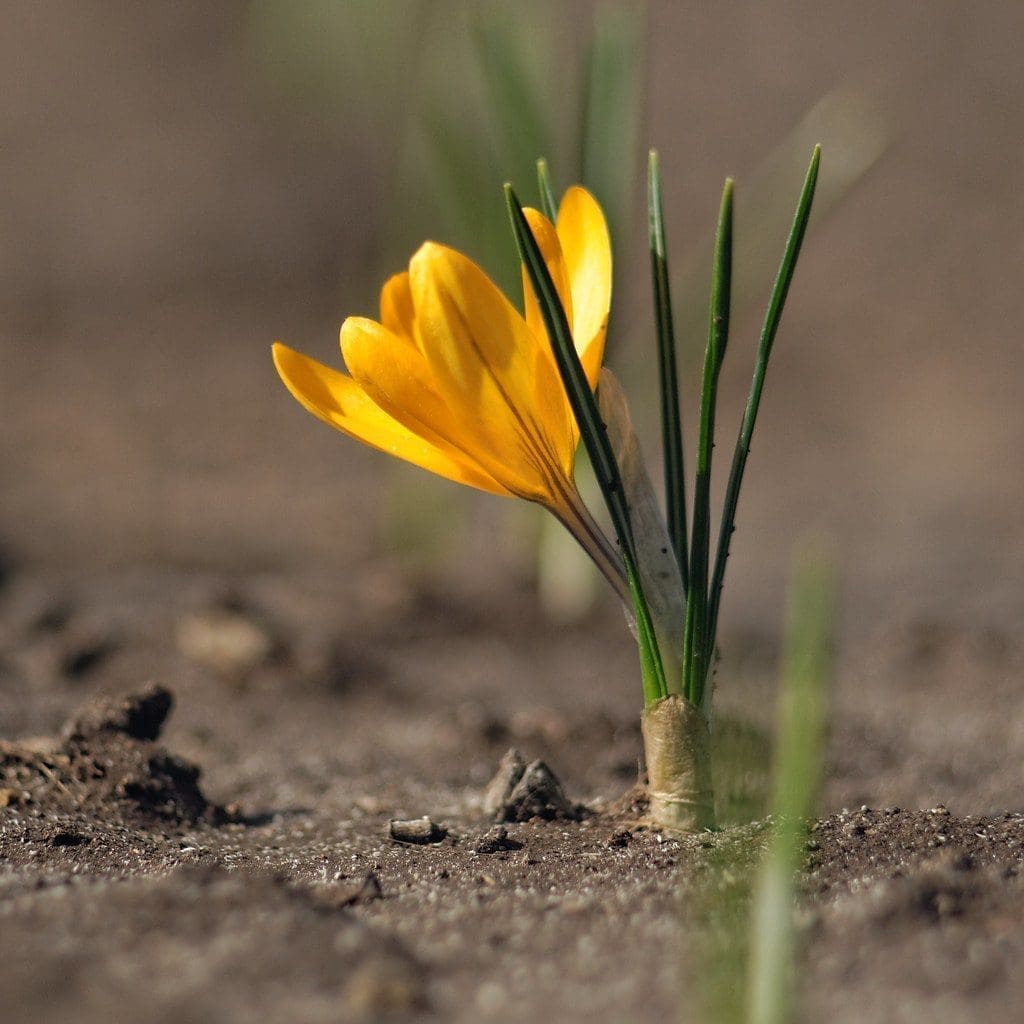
[747,543,834,1024]
[505,184,668,703]
[648,150,689,592]
[536,158,559,222]
[628,567,671,706]
[705,147,821,680]
[682,179,733,708]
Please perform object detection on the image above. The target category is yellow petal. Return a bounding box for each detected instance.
[409,242,576,499]
[342,317,474,453]
[379,271,415,339]
[557,186,612,389]
[520,207,573,346]
[340,316,538,497]
[271,342,510,496]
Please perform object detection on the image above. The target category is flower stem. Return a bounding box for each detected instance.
[549,490,631,607]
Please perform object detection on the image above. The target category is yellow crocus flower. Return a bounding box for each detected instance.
[272,187,627,597]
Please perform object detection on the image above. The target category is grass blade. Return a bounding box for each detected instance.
[747,544,834,1024]
[579,2,645,239]
[648,150,689,592]
[473,12,552,185]
[682,179,733,707]
[705,147,821,674]
[536,158,559,222]
[505,184,668,704]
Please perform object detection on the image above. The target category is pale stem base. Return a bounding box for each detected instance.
[641,694,715,832]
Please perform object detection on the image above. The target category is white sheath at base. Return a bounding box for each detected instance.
[641,694,715,832]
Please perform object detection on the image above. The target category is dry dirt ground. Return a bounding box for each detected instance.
[2,568,1023,1023]
[2,3,1024,1022]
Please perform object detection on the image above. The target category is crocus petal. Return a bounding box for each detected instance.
[379,271,415,340]
[520,207,573,347]
[272,342,510,496]
[557,186,612,389]
[340,316,545,498]
[409,242,576,499]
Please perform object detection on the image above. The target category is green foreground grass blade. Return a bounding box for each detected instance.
[746,546,834,1024]
[536,159,559,222]
[704,146,821,680]
[648,150,689,593]
[505,185,668,704]
[682,179,733,707]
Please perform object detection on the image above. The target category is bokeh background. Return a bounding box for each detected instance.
[2,0,1022,646]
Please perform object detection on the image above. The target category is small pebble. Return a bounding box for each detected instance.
[473,826,523,854]
[388,817,446,845]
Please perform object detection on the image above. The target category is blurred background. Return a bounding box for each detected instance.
[2,0,1022,645]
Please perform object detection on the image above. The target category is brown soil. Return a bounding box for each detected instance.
[3,572,1023,1023]
[3,5,1024,1022]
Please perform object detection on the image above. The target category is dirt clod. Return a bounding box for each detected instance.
[482,747,582,822]
[2,684,223,825]
[62,683,172,742]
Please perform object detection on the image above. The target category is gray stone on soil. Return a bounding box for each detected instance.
[388,817,446,845]
[482,747,582,823]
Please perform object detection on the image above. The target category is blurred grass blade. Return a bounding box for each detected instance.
[682,179,733,708]
[705,148,821,672]
[536,158,559,221]
[506,184,668,703]
[668,92,885,357]
[648,150,689,592]
[473,11,552,180]
[580,1,645,238]
[747,544,835,1024]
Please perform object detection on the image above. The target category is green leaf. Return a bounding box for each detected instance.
[536,158,559,222]
[648,150,689,592]
[682,179,733,709]
[505,184,668,704]
[705,147,821,683]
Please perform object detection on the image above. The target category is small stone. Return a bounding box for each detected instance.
[0,787,28,808]
[331,872,383,907]
[481,749,527,818]
[354,795,386,815]
[177,608,276,681]
[388,817,446,845]
[60,629,119,678]
[342,955,426,1017]
[482,748,581,823]
[473,826,523,854]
